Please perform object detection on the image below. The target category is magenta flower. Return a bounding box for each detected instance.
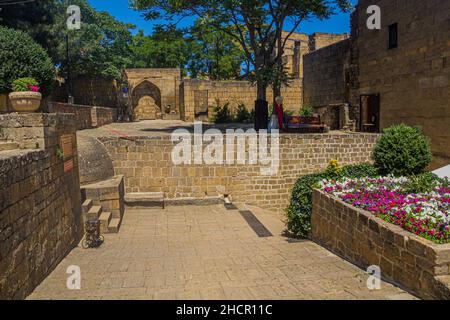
[28,84,39,92]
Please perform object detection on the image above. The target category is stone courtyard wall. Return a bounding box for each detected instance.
[0,113,83,299]
[49,102,117,130]
[303,39,350,107]
[99,133,378,211]
[51,77,121,108]
[181,79,303,121]
[312,189,450,300]
[352,0,450,168]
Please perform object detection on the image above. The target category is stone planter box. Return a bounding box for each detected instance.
[311,189,450,300]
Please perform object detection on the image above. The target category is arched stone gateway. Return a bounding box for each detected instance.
[124,69,181,121]
[132,80,162,120]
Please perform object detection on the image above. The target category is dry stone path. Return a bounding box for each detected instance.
[28,205,416,300]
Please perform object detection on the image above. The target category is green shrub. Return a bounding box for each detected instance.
[286,172,326,238]
[286,161,380,238]
[300,106,314,118]
[213,102,233,124]
[0,26,54,97]
[373,124,432,176]
[403,172,441,194]
[12,77,38,92]
[234,104,253,123]
[341,163,379,178]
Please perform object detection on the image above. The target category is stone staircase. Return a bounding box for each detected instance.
[82,199,121,234]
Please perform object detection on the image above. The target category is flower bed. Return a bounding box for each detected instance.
[320,176,450,243]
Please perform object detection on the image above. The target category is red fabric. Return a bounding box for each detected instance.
[274,103,284,130]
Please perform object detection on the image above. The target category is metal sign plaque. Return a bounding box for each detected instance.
[60,135,73,160]
[64,159,74,173]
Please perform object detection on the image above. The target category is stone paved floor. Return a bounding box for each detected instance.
[78,120,348,138]
[28,205,416,300]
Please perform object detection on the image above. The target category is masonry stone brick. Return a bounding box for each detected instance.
[312,189,450,300]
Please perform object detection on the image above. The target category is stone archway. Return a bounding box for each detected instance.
[135,96,159,120]
[132,80,162,120]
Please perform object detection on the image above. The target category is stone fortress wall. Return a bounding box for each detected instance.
[303,39,351,108]
[302,0,450,168]
[0,113,83,299]
[353,0,450,168]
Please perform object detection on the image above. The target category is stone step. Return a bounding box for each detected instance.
[0,142,19,152]
[82,199,93,215]
[108,218,121,233]
[99,211,112,234]
[125,192,165,209]
[87,205,102,221]
[165,196,223,207]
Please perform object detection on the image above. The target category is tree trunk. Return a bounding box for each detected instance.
[255,81,269,131]
[273,24,283,105]
[256,81,267,101]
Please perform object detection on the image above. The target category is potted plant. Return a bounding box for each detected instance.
[8,77,42,113]
[299,106,319,124]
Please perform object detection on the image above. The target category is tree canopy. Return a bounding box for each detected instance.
[131,0,352,100]
[129,26,190,72]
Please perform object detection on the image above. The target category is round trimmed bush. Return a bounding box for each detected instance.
[0,26,54,97]
[373,124,432,176]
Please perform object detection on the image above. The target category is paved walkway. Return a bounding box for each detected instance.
[78,120,348,138]
[28,205,415,300]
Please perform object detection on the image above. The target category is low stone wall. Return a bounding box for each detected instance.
[49,102,92,130]
[311,189,450,300]
[181,79,303,122]
[99,133,378,212]
[91,106,117,128]
[0,113,83,299]
[48,102,117,130]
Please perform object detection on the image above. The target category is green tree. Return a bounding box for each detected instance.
[2,0,136,81]
[0,0,61,62]
[56,0,135,80]
[130,0,351,105]
[187,20,245,80]
[129,25,190,73]
[0,26,55,97]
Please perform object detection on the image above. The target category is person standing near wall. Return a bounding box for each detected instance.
[274,96,284,131]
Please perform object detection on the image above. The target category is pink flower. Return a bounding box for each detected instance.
[28,85,39,92]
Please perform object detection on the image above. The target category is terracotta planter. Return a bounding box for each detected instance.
[8,91,42,113]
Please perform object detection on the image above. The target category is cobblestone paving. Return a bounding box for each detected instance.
[28,205,416,300]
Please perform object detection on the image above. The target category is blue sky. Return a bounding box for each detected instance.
[88,0,357,36]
